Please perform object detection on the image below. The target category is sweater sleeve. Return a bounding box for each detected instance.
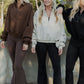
[57,4,72,20]
[63,8,72,20]
[57,5,73,34]
[56,14,66,49]
[22,4,33,44]
[32,11,37,48]
[1,5,11,41]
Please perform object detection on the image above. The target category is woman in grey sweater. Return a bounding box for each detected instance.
[31,0,66,84]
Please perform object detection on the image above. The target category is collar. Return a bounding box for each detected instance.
[14,1,25,8]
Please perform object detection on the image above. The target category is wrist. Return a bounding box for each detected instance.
[59,46,63,50]
[32,44,36,48]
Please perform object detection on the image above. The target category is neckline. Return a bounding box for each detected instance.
[43,6,54,18]
[14,1,25,8]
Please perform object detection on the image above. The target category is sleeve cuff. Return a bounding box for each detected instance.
[32,41,37,48]
[1,36,7,41]
[23,37,31,44]
[56,41,65,50]
[59,46,63,50]
[32,44,36,48]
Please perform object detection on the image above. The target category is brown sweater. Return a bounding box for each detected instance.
[1,2,33,44]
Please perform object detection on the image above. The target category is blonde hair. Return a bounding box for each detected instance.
[69,0,80,21]
[39,0,58,23]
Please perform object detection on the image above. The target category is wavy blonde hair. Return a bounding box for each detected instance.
[69,0,80,21]
[39,0,58,23]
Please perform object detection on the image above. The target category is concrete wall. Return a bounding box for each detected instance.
[0,39,79,84]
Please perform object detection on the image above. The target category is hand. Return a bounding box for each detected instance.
[56,7,63,15]
[22,44,28,51]
[31,47,36,54]
[58,49,63,55]
[1,41,5,48]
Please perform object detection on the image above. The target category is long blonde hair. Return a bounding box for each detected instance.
[39,0,58,23]
[69,0,80,21]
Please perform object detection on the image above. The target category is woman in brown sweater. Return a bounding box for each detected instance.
[0,0,33,84]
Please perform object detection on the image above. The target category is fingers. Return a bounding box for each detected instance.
[58,49,63,56]
[22,44,28,51]
[31,47,36,54]
[0,41,5,48]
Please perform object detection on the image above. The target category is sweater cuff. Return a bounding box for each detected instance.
[32,41,37,48]
[23,37,31,45]
[59,46,63,50]
[32,44,36,48]
[1,36,7,41]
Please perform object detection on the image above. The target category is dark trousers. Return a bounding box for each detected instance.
[6,35,27,84]
[36,42,61,84]
[66,43,84,84]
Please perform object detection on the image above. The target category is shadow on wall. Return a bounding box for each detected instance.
[0,39,79,84]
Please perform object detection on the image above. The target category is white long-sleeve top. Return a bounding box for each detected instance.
[32,8,66,49]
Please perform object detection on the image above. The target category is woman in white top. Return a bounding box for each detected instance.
[31,0,66,84]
